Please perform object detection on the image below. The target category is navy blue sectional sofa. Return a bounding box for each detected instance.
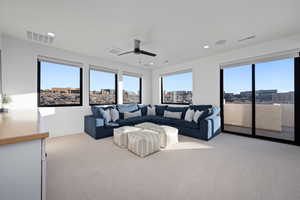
[84,104,221,141]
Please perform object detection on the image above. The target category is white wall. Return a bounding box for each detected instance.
[152,34,300,106]
[1,35,152,137]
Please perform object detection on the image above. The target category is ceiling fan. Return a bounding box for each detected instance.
[118,39,157,57]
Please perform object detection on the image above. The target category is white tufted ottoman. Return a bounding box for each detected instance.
[127,130,160,157]
[135,122,178,148]
[113,126,141,148]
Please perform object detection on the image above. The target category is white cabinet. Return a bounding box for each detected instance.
[0,138,46,200]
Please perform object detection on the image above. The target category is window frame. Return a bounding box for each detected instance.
[160,72,193,105]
[122,75,142,104]
[220,56,300,146]
[37,59,83,107]
[89,69,118,105]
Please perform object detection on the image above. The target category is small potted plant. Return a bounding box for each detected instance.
[0,94,12,113]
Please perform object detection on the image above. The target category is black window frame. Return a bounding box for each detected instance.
[37,59,83,107]
[89,69,118,106]
[220,55,300,146]
[122,75,142,104]
[160,73,192,105]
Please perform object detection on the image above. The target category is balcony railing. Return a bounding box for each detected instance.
[224,103,294,132]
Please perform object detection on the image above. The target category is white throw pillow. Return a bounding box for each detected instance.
[124,110,141,119]
[193,110,204,123]
[102,109,112,122]
[184,109,195,122]
[164,110,182,119]
[147,106,156,116]
[110,108,119,122]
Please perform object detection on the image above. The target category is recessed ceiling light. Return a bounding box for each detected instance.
[47,32,55,37]
[203,45,210,49]
[149,62,154,65]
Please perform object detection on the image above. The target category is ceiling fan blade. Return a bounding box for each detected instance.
[140,50,156,57]
[118,51,134,56]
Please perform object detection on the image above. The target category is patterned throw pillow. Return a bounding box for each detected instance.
[193,110,204,123]
[124,110,142,119]
[110,108,119,122]
[147,106,156,116]
[163,111,182,119]
[100,109,112,123]
[184,108,195,122]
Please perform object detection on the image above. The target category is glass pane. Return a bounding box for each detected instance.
[255,58,294,141]
[123,75,140,104]
[40,61,81,106]
[162,72,192,104]
[89,70,116,105]
[223,65,252,135]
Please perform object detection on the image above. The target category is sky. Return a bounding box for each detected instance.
[41,58,294,93]
[224,58,294,94]
[163,72,192,91]
[41,61,140,92]
[41,61,80,89]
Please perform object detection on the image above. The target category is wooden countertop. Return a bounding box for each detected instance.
[0,110,49,146]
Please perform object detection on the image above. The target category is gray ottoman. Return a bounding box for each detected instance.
[127,130,160,157]
[113,126,141,148]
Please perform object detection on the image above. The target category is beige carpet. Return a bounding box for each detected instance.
[46,133,300,200]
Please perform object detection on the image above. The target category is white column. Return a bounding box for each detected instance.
[118,72,123,104]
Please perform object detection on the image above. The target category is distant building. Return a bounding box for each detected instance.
[51,88,80,94]
[272,92,294,104]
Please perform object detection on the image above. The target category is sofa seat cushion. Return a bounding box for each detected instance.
[118,116,149,126]
[171,119,199,129]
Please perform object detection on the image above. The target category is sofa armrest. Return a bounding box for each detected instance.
[84,115,97,138]
[204,109,221,138]
[197,107,221,140]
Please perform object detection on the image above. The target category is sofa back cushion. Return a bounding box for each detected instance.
[164,110,182,119]
[189,105,212,111]
[166,106,189,119]
[155,105,168,116]
[117,104,138,113]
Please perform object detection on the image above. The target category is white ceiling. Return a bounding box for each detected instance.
[1,0,300,69]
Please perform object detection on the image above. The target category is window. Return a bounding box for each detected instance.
[123,75,141,104]
[221,57,299,144]
[38,60,82,107]
[89,69,117,105]
[161,71,192,104]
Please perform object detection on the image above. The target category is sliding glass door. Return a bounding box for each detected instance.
[223,65,253,135]
[255,59,294,141]
[221,56,298,144]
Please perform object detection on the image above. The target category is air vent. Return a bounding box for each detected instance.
[26,31,54,44]
[215,40,227,45]
[238,35,256,42]
[107,47,123,55]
